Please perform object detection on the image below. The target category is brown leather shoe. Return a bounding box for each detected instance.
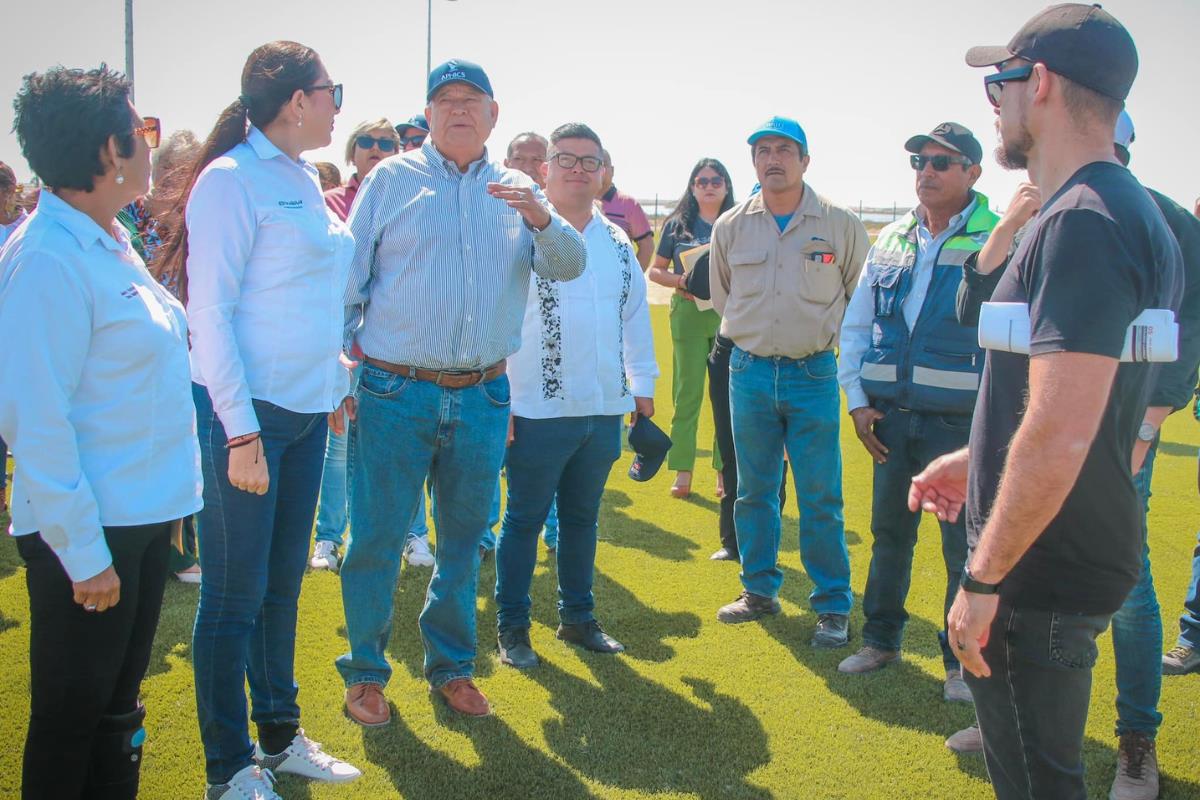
[345,683,390,727]
[438,678,490,717]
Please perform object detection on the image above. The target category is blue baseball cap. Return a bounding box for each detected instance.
[396,115,429,136]
[627,416,673,482]
[747,116,808,151]
[426,59,493,102]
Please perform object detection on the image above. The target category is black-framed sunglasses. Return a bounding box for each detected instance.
[550,152,602,173]
[306,83,344,111]
[694,176,725,189]
[400,134,426,149]
[984,65,1034,108]
[132,116,161,149]
[910,153,972,172]
[356,134,398,153]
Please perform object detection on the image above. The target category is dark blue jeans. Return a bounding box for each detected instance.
[1176,450,1200,650]
[729,348,852,613]
[861,406,970,668]
[966,604,1111,800]
[495,415,623,632]
[191,384,327,784]
[1110,440,1163,737]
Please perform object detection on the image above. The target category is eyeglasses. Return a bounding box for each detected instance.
[984,65,1034,108]
[910,154,972,172]
[356,135,398,153]
[400,135,426,149]
[132,116,161,149]
[694,176,725,189]
[550,153,602,173]
[306,83,344,111]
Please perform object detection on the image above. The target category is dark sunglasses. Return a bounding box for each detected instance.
[984,65,1034,108]
[910,153,972,172]
[306,83,344,111]
[551,152,602,172]
[694,176,725,189]
[132,116,160,149]
[356,135,398,153]
[400,134,426,148]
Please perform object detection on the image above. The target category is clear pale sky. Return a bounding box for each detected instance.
[3,0,1197,213]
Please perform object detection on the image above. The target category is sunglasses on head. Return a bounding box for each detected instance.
[984,65,1034,108]
[305,82,344,111]
[356,135,398,153]
[694,176,725,189]
[910,153,972,172]
[132,116,160,149]
[550,152,602,172]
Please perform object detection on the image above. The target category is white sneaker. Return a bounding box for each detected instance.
[255,730,361,783]
[204,764,280,799]
[404,535,435,567]
[309,541,339,572]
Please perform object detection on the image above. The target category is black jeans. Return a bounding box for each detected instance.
[707,337,785,552]
[19,522,173,800]
[965,603,1112,800]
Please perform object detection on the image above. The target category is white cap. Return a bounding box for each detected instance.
[1114,110,1135,149]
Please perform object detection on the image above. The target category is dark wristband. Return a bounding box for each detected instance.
[225,434,261,450]
[960,566,1001,595]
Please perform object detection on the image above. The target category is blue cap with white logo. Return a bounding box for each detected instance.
[426,59,494,102]
[747,116,808,151]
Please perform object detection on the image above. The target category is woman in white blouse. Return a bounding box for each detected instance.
[0,65,200,800]
[157,41,359,800]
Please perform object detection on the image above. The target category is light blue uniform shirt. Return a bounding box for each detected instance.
[838,199,972,411]
[344,140,587,370]
[0,192,202,581]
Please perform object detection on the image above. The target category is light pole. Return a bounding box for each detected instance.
[425,0,458,80]
[125,0,135,101]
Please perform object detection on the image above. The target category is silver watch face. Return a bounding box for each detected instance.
[1138,422,1157,442]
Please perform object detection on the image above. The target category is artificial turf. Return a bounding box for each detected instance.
[0,303,1197,799]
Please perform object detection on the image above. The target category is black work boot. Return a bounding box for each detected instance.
[84,703,147,800]
[557,620,624,653]
[498,627,539,669]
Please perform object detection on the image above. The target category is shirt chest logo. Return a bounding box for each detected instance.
[278,200,304,209]
[120,285,139,299]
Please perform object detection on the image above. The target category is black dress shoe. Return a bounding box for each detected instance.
[556,620,624,653]
[709,547,740,562]
[498,628,539,669]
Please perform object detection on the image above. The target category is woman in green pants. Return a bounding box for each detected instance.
[648,158,735,497]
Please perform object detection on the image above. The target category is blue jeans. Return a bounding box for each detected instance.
[1111,441,1164,736]
[336,366,510,689]
[495,415,622,632]
[409,476,502,549]
[729,347,852,613]
[861,406,970,668]
[543,498,560,549]
[1177,451,1200,649]
[191,384,327,784]
[313,426,347,547]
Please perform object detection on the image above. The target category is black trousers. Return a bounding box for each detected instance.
[707,337,785,552]
[965,602,1112,800]
[19,522,173,800]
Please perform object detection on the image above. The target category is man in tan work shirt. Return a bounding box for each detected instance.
[710,116,869,648]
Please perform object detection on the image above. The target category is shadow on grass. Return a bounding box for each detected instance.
[361,706,597,799]
[0,523,21,582]
[532,657,773,800]
[597,489,699,562]
[1158,439,1199,458]
[147,580,199,678]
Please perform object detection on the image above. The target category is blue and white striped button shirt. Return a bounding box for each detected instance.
[344,140,587,369]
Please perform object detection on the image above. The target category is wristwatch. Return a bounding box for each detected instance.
[1137,422,1158,443]
[960,566,1002,595]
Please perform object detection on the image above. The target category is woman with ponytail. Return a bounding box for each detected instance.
[164,41,360,800]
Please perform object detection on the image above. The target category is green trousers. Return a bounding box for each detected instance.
[668,294,722,472]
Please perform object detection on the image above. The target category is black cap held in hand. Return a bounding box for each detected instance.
[965,3,1138,101]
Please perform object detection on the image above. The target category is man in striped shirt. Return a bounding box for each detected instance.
[335,59,586,722]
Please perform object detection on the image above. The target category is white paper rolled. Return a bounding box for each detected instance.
[977,302,1178,363]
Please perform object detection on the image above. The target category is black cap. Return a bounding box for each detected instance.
[965,4,1138,101]
[627,416,672,482]
[904,122,983,165]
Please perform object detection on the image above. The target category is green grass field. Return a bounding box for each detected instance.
[1,304,1198,799]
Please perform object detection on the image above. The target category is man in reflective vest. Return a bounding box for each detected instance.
[836,122,999,700]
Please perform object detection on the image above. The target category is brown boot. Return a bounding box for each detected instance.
[345,683,390,727]
[438,678,490,717]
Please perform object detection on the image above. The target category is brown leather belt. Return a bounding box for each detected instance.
[364,356,506,388]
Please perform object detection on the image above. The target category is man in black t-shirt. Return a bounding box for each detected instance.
[908,6,1184,799]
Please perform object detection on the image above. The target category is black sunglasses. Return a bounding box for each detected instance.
[550,152,602,173]
[356,135,398,153]
[984,65,1034,108]
[306,83,344,111]
[910,154,972,172]
[400,134,426,148]
[694,176,725,189]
